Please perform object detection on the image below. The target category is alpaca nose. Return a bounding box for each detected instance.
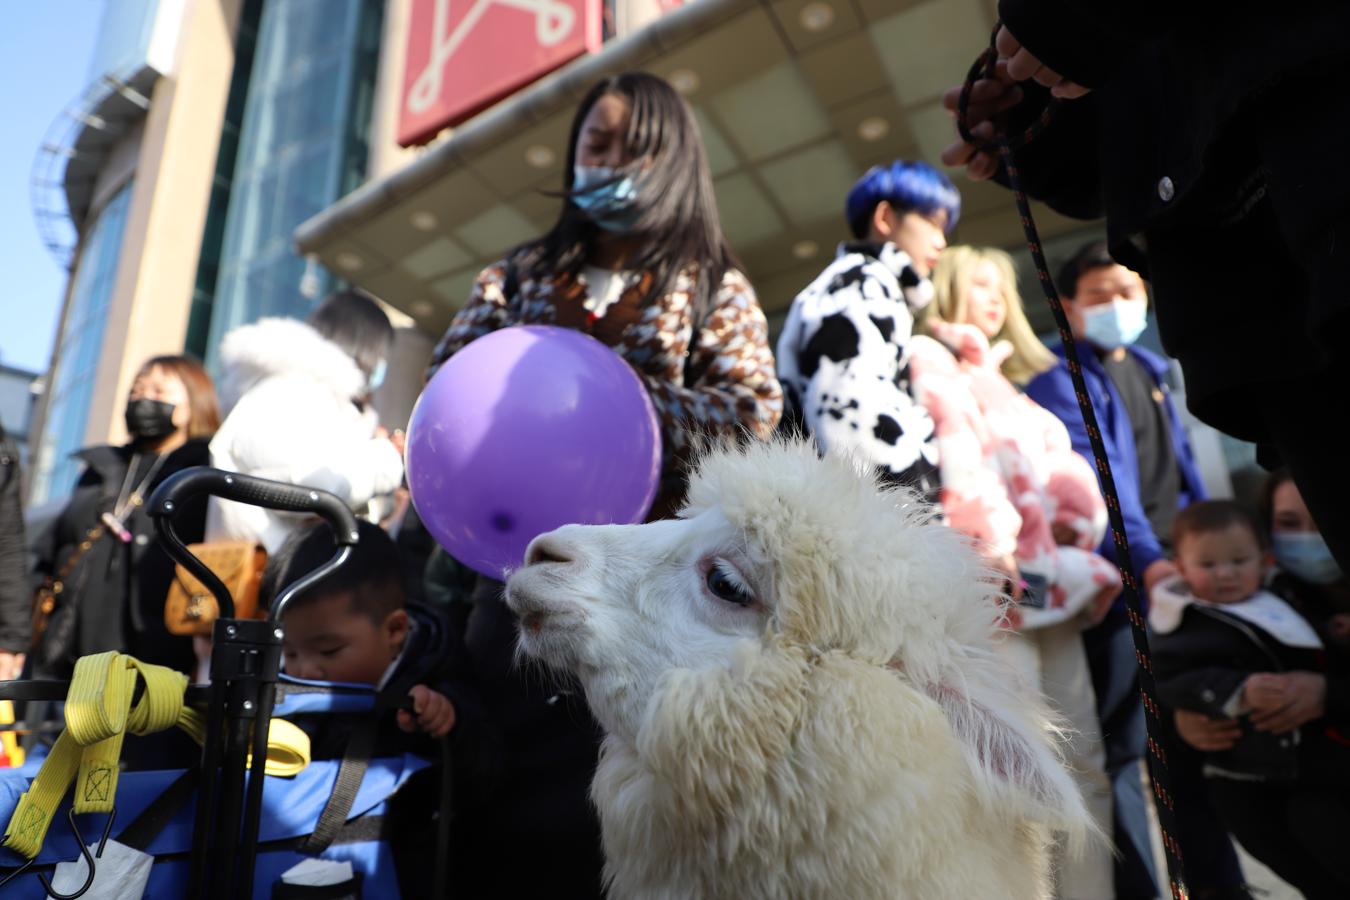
[524,533,577,567]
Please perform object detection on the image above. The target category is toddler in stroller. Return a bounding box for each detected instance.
[0,472,457,898]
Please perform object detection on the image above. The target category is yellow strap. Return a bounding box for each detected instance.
[2,652,311,859]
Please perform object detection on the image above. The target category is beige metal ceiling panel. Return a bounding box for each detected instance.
[714,171,786,247]
[757,139,858,226]
[468,110,575,198]
[429,268,483,308]
[768,0,865,52]
[796,31,891,108]
[826,88,918,167]
[854,0,932,24]
[869,0,989,106]
[452,204,539,258]
[691,107,742,178]
[357,170,497,261]
[707,60,832,162]
[400,236,475,280]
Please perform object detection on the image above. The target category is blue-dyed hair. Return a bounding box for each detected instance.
[845,160,961,240]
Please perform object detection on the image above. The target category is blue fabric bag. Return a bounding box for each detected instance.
[0,677,431,898]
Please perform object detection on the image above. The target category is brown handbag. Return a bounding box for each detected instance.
[164,541,268,636]
[30,524,107,651]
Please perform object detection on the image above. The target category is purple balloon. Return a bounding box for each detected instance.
[406,325,662,579]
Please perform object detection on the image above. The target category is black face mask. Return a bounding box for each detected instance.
[124,398,178,441]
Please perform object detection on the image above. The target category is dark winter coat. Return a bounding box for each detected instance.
[992,0,1350,439]
[1151,604,1350,783]
[0,424,27,653]
[33,440,211,677]
[442,575,606,899]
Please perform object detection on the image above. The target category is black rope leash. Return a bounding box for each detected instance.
[958,24,1190,900]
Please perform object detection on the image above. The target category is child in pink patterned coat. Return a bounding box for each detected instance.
[912,246,1120,900]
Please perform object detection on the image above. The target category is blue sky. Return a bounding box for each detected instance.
[0,2,101,374]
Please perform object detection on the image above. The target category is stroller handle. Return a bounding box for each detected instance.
[148,467,361,620]
[149,467,361,540]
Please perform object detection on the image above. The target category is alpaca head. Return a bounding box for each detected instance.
[506,440,1089,832]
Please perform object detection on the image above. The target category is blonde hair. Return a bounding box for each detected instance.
[925,246,1056,385]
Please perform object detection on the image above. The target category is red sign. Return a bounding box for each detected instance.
[399,0,604,147]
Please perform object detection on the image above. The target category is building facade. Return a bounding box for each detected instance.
[27,0,1254,509]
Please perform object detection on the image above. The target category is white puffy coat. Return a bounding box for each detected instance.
[205,317,403,554]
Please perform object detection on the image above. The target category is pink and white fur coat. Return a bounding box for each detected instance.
[909,321,1120,630]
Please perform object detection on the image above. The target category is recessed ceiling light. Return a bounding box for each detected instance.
[857,116,889,142]
[799,2,835,33]
[410,210,438,231]
[792,239,819,260]
[411,300,435,316]
[335,252,364,272]
[524,144,556,169]
[668,68,700,95]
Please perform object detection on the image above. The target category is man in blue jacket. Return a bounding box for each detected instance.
[1026,242,1244,899]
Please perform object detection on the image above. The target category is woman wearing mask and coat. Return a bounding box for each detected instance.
[424,71,782,898]
[29,356,221,678]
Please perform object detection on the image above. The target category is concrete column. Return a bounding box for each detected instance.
[84,0,245,446]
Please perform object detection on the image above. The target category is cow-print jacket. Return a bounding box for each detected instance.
[776,241,940,504]
[427,257,783,518]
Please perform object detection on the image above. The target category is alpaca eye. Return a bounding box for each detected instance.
[706,562,754,607]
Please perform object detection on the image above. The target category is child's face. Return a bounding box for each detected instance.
[281,592,408,685]
[1176,525,1266,605]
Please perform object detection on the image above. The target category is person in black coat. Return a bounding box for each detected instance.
[31,356,220,678]
[1150,500,1350,898]
[941,1,1350,579]
[0,422,27,680]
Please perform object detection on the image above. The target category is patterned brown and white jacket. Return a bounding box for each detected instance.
[426,258,783,518]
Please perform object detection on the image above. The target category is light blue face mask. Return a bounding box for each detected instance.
[368,358,388,392]
[572,165,641,233]
[1273,532,1344,585]
[1081,299,1149,349]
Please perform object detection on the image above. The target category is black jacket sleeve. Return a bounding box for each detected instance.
[990,83,1106,222]
[1150,625,1251,718]
[0,428,29,652]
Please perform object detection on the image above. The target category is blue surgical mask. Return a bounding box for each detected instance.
[1081,299,1148,349]
[368,358,388,392]
[1273,532,1344,585]
[572,165,641,232]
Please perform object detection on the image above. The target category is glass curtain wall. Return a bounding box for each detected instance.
[202,0,383,363]
[29,182,135,505]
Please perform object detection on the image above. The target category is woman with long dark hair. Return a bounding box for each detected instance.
[425,72,781,898]
[427,71,782,518]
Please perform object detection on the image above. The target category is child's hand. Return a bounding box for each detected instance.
[1242,672,1284,711]
[398,685,456,738]
[1245,671,1327,734]
[1174,709,1240,752]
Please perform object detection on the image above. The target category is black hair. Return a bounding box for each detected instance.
[511,71,741,320]
[1055,240,1118,300]
[307,290,394,382]
[260,519,406,623]
[1258,468,1296,541]
[1172,500,1265,552]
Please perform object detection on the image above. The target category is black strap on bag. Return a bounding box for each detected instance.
[298,720,379,855]
[117,768,202,853]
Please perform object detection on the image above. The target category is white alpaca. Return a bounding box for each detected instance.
[506,441,1092,899]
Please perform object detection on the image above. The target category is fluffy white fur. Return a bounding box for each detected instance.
[205,317,403,553]
[506,440,1092,899]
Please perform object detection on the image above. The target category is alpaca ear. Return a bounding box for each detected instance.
[923,678,1089,834]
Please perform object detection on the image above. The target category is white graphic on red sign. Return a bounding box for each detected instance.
[408,0,578,115]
